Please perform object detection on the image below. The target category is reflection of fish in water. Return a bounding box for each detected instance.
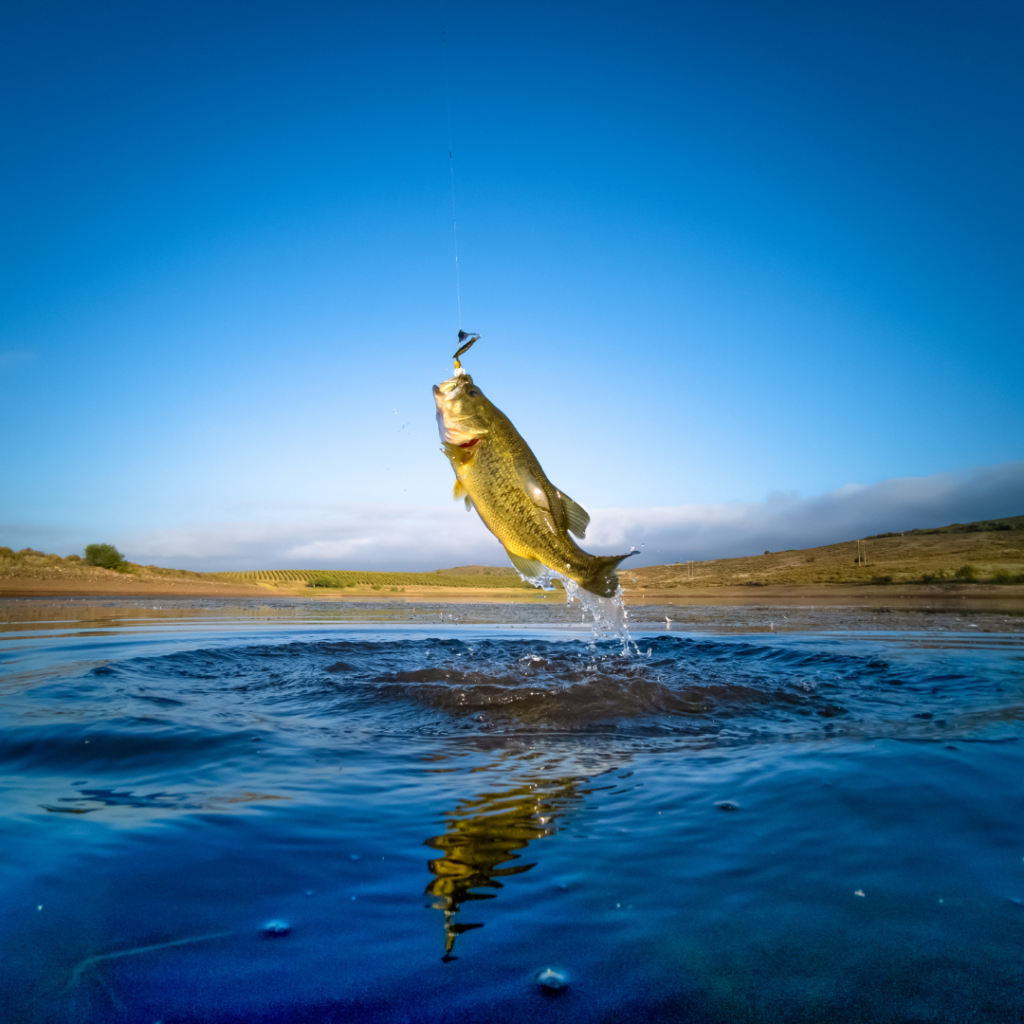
[424,772,584,960]
[433,334,635,597]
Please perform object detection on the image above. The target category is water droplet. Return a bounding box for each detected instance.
[854,889,865,897]
[536,967,568,990]
[36,905,43,911]
[715,800,739,812]
[262,920,291,937]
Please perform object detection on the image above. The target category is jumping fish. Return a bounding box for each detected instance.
[433,336,634,597]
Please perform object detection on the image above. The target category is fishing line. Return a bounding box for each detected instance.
[441,0,462,329]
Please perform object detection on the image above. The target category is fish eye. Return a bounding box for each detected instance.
[467,389,479,397]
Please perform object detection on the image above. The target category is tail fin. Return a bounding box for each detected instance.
[581,551,638,598]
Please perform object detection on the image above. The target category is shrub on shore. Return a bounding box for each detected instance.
[307,574,355,589]
[84,544,125,569]
[992,570,1024,584]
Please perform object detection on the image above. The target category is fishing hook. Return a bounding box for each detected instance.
[453,331,480,369]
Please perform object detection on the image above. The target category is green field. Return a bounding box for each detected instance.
[213,569,535,590]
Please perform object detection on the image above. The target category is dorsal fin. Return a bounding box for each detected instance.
[557,492,590,539]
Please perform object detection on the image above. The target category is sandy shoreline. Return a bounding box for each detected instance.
[3,573,1023,610]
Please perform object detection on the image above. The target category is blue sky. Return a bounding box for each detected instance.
[2,1,1022,569]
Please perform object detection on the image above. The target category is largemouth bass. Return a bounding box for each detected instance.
[433,370,634,597]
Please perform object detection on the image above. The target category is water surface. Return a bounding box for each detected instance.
[2,598,1022,1023]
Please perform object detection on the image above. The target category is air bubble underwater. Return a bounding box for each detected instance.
[535,967,568,991]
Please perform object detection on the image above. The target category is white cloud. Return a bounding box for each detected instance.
[122,503,502,572]
[8,461,1023,571]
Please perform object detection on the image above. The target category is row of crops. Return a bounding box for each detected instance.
[216,569,535,589]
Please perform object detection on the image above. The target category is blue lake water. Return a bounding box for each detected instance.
[2,598,1023,1023]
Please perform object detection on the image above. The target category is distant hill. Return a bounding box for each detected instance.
[0,546,208,582]
[0,546,252,596]
[627,514,1024,589]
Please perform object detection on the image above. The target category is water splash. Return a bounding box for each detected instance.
[514,567,635,653]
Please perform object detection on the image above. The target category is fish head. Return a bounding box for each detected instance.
[433,372,493,447]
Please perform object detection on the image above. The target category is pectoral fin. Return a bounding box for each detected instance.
[507,550,547,579]
[558,492,590,539]
[452,479,474,510]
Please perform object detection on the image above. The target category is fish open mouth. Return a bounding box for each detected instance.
[433,375,480,446]
[433,373,465,400]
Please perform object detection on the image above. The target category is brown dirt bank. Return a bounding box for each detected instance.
[0,574,267,599]
[3,572,1022,612]
[0,575,559,603]
[621,583,1024,611]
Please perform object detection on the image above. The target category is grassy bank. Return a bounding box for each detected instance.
[627,514,1024,590]
[211,568,534,591]
[0,547,211,583]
